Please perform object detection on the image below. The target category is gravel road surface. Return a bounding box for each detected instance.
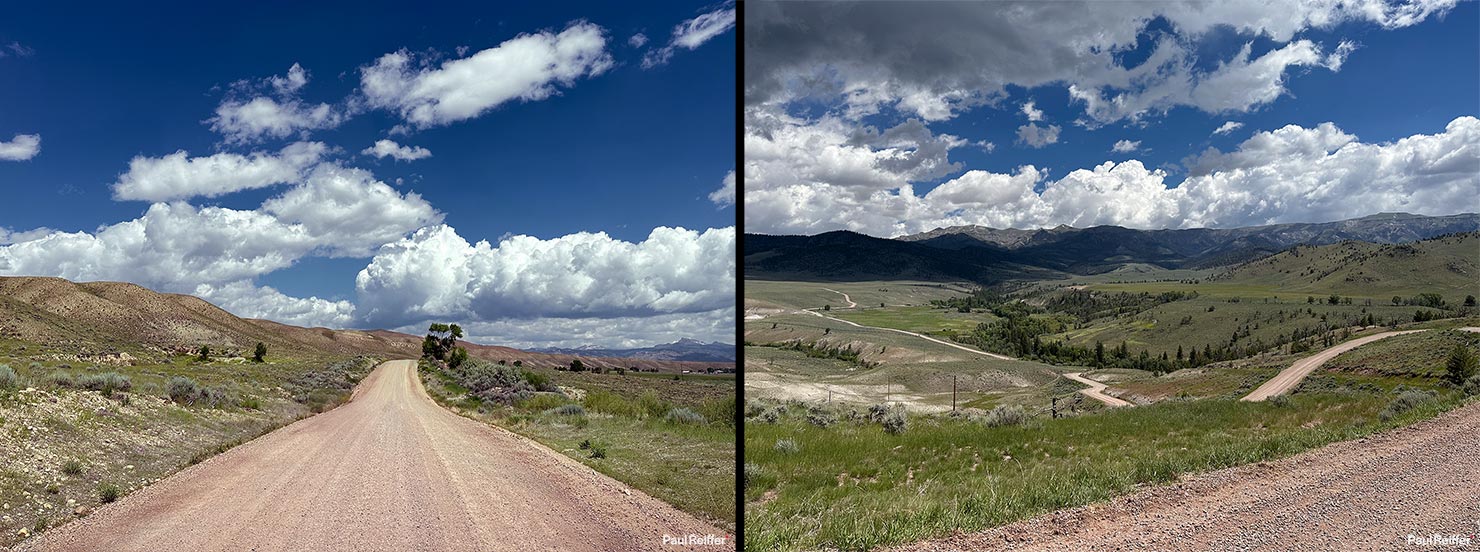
[18,360,730,552]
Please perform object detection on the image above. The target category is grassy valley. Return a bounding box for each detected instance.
[743,227,1480,551]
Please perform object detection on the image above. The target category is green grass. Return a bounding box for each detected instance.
[744,389,1470,551]
[419,361,736,530]
[830,305,995,335]
[746,280,975,310]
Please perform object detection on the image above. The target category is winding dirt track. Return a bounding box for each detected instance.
[20,360,729,552]
[1062,372,1132,407]
[1243,329,1429,401]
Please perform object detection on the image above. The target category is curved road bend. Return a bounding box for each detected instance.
[1062,373,1133,407]
[1242,330,1430,401]
[22,360,729,552]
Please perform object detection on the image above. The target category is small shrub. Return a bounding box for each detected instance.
[0,364,18,389]
[664,407,707,425]
[743,462,762,488]
[522,370,556,392]
[867,403,891,423]
[1380,390,1435,422]
[579,438,592,450]
[48,371,76,388]
[544,404,587,417]
[77,372,132,396]
[33,517,47,533]
[773,438,800,454]
[1465,375,1480,397]
[98,483,119,504]
[806,407,837,428]
[1268,394,1292,407]
[168,376,202,404]
[61,459,83,476]
[239,396,262,410]
[745,400,767,418]
[45,483,60,494]
[758,408,780,424]
[882,409,908,434]
[588,441,608,459]
[984,405,1030,427]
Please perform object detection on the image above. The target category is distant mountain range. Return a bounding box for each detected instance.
[745,213,1480,282]
[531,338,737,363]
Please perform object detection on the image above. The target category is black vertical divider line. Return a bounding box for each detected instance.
[733,1,747,548]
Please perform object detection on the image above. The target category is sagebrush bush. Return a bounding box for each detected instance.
[773,438,800,454]
[1268,394,1292,407]
[744,462,762,489]
[1380,390,1434,421]
[882,409,909,434]
[168,376,202,404]
[1465,375,1480,397]
[78,372,131,396]
[984,405,1030,427]
[48,371,76,388]
[745,400,767,418]
[544,404,586,417]
[867,403,891,423]
[760,408,780,424]
[0,364,18,389]
[664,407,707,425]
[61,459,83,476]
[806,407,837,428]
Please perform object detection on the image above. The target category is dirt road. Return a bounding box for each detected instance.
[893,400,1480,551]
[800,309,1017,361]
[1062,372,1132,407]
[820,288,858,309]
[19,360,729,552]
[1242,330,1428,401]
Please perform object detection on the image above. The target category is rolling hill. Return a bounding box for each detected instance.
[532,338,737,362]
[1206,231,1480,297]
[0,276,730,373]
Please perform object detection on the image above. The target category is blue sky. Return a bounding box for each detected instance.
[744,1,1480,237]
[0,1,736,348]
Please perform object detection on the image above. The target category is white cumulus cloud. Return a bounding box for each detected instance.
[361,139,432,161]
[360,21,613,129]
[1021,101,1044,121]
[354,224,735,327]
[1017,123,1061,148]
[1213,121,1245,135]
[710,170,735,206]
[0,134,40,161]
[112,141,327,201]
[744,116,1480,236]
[208,64,346,144]
[1112,139,1141,153]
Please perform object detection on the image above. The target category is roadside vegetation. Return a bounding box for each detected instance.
[746,368,1478,551]
[0,340,377,545]
[414,323,736,531]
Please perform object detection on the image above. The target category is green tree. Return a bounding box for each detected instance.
[197,345,210,361]
[448,347,469,369]
[1327,294,1340,305]
[569,359,586,372]
[1094,341,1105,368]
[253,342,267,363]
[1392,296,1403,306]
[1465,295,1477,307]
[1446,344,1478,386]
